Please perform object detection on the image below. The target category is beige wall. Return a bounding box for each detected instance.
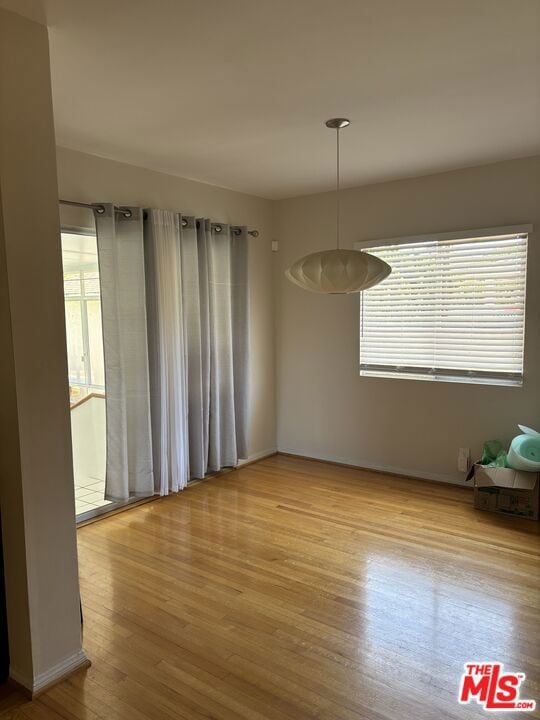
[274,157,540,484]
[56,146,277,460]
[0,8,85,690]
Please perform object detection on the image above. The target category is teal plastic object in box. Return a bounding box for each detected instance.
[507,425,540,471]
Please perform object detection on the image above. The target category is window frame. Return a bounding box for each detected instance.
[354,224,532,387]
[61,226,106,400]
[64,270,103,390]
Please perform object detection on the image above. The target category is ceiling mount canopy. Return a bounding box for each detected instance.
[285,119,391,294]
[325,118,351,129]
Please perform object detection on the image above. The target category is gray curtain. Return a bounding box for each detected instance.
[96,205,249,498]
[179,217,209,478]
[144,209,190,494]
[95,205,154,501]
[181,219,249,478]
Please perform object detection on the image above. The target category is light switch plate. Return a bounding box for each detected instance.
[458,447,470,473]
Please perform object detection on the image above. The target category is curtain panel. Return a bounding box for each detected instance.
[144,209,190,494]
[94,205,154,502]
[94,205,249,501]
[182,219,249,478]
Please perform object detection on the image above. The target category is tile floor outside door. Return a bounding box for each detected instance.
[74,474,111,516]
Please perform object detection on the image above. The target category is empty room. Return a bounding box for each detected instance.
[0,1,539,719]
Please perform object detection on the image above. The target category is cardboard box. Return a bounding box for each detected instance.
[473,465,539,520]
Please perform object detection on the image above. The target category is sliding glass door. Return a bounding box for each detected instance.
[61,231,111,519]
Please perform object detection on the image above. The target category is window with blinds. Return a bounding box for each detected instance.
[358,228,528,386]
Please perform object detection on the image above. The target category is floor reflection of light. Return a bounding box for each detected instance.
[359,551,519,693]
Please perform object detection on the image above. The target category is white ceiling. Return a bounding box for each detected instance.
[37,1,540,197]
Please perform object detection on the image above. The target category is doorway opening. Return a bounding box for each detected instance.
[61,230,111,519]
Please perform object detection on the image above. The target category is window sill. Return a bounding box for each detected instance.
[359,369,523,387]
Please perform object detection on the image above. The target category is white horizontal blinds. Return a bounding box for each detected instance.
[360,232,527,384]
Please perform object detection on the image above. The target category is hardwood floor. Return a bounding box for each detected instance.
[7,454,540,719]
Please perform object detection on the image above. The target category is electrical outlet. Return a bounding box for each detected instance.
[458,447,470,473]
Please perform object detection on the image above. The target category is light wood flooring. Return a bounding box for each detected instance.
[5,454,540,719]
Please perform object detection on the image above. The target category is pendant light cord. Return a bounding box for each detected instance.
[324,118,349,250]
[336,127,340,250]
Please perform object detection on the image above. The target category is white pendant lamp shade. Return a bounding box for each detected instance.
[285,248,390,294]
[285,118,391,294]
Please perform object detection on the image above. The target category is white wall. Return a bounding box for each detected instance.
[56,146,277,461]
[71,397,106,487]
[0,7,85,692]
[274,157,540,484]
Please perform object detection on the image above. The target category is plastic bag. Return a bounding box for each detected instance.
[480,440,507,468]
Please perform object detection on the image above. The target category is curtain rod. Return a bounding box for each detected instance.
[59,199,260,237]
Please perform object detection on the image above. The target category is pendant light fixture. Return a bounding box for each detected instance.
[285,119,391,294]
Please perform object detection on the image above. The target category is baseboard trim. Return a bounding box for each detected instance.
[277,449,470,488]
[237,448,278,468]
[186,449,278,488]
[10,649,90,698]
